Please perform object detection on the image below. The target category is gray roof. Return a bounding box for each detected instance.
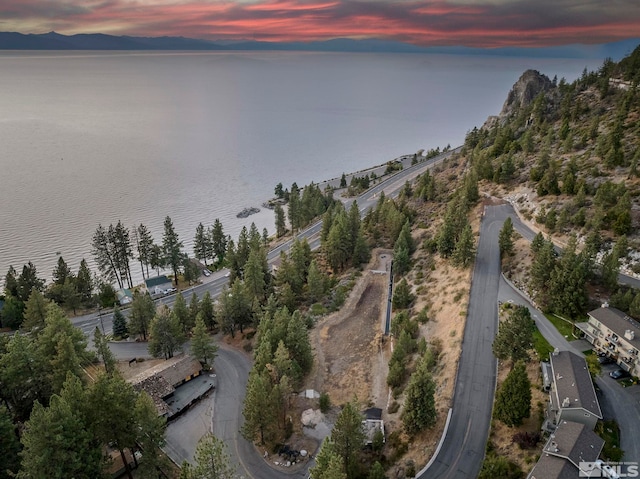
[144,275,172,288]
[528,421,604,479]
[528,454,581,479]
[543,420,604,466]
[588,306,640,349]
[550,351,602,419]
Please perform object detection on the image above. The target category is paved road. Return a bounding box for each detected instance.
[420,205,503,478]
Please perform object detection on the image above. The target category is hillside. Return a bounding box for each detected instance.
[464,43,640,270]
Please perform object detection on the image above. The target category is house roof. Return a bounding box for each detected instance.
[528,454,582,479]
[364,407,383,420]
[144,275,172,289]
[588,306,640,349]
[129,355,202,387]
[543,420,604,467]
[550,351,602,419]
[528,420,604,479]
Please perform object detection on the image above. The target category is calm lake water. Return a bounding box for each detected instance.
[0,51,603,286]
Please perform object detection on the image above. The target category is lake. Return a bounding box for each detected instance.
[0,51,603,286]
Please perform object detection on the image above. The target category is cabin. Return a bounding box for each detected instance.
[143,275,173,296]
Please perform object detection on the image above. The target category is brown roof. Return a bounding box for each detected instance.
[129,355,202,387]
[550,351,602,419]
[528,454,581,479]
[588,306,640,349]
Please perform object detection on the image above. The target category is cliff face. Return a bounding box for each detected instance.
[499,69,554,118]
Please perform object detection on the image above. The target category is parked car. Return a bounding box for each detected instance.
[609,369,630,380]
[597,355,615,365]
[163,287,177,295]
[203,269,211,277]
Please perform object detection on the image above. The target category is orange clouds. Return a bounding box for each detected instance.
[2,0,640,48]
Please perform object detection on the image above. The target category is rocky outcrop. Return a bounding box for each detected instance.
[500,69,554,117]
[483,69,556,129]
[236,207,260,218]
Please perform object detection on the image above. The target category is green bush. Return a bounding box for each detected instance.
[319,392,331,413]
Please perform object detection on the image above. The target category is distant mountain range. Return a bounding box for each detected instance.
[1,31,639,60]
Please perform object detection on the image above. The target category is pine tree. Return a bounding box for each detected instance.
[242,370,276,445]
[453,222,475,268]
[494,361,531,427]
[22,288,51,333]
[200,291,216,330]
[194,222,211,266]
[129,291,155,341]
[331,400,365,478]
[17,262,45,303]
[492,306,535,363]
[149,305,185,360]
[112,305,129,339]
[133,391,168,477]
[92,224,122,289]
[172,292,192,335]
[402,353,437,435]
[191,315,218,367]
[244,249,266,301]
[135,223,154,280]
[368,461,386,479]
[191,434,238,479]
[75,259,93,305]
[210,219,227,267]
[162,216,183,285]
[392,279,414,309]
[52,256,72,285]
[93,327,116,374]
[499,217,515,257]
[0,405,20,477]
[306,259,326,303]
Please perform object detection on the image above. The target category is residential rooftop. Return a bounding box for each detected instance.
[588,306,640,349]
[550,351,602,419]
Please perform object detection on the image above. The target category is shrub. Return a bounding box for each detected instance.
[319,392,331,413]
[513,431,541,449]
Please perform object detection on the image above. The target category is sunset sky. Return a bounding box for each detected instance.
[1,0,639,48]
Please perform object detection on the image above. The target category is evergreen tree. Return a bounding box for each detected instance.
[149,305,185,360]
[172,292,192,335]
[0,405,20,478]
[21,288,51,333]
[331,400,365,478]
[162,216,183,285]
[494,361,531,427]
[4,265,19,297]
[92,224,122,288]
[452,222,475,268]
[492,305,535,363]
[549,236,589,318]
[52,256,72,285]
[189,292,200,327]
[75,259,93,305]
[191,315,218,367]
[200,291,216,330]
[0,294,24,329]
[19,395,103,479]
[135,223,154,280]
[129,291,155,341]
[111,221,134,289]
[244,248,266,301]
[194,222,209,265]
[17,262,45,303]
[93,327,116,374]
[191,434,238,479]
[242,370,276,445]
[368,461,386,479]
[306,259,326,303]
[133,391,168,477]
[87,373,139,479]
[499,217,515,257]
[402,352,437,435]
[112,305,129,339]
[273,204,287,238]
[210,219,227,267]
[392,279,414,309]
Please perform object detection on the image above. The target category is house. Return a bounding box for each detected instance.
[576,304,640,377]
[528,420,604,479]
[116,288,133,306]
[362,407,385,445]
[143,275,173,296]
[543,350,602,432]
[129,355,204,418]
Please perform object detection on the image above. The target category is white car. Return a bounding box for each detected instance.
[203,269,211,277]
[163,287,177,295]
